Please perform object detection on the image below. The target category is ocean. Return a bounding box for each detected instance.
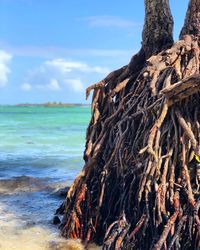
[0,106,91,249]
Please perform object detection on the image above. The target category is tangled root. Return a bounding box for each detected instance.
[58,35,200,250]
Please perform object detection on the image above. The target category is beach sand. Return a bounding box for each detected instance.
[0,201,65,250]
[0,203,100,250]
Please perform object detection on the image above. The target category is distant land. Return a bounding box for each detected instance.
[14,102,90,107]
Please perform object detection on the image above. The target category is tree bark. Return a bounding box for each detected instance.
[180,0,200,43]
[129,0,173,73]
[142,0,174,58]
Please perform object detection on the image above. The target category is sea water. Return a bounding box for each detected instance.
[0,106,91,249]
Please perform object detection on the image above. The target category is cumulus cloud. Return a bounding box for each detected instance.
[65,78,84,92]
[45,59,109,74]
[25,58,109,93]
[21,83,32,91]
[47,78,61,91]
[0,50,12,87]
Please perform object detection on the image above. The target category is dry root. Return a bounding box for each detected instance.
[58,35,200,249]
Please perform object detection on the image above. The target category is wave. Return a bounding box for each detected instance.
[0,175,71,195]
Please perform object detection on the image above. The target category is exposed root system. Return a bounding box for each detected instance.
[58,35,200,250]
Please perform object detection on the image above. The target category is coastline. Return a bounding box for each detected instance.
[0,106,91,249]
[0,103,90,108]
[0,178,100,250]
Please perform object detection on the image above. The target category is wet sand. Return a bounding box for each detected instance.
[0,204,100,250]
[0,203,66,250]
[0,176,68,250]
[0,176,100,250]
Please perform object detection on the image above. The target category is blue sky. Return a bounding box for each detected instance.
[0,0,189,104]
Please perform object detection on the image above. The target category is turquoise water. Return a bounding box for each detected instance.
[0,106,90,180]
[0,106,91,249]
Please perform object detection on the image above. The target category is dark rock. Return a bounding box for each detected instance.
[53,216,61,225]
[52,187,69,197]
[55,201,66,215]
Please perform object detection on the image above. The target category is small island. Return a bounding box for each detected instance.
[15,102,90,107]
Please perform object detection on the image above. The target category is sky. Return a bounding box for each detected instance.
[0,0,190,104]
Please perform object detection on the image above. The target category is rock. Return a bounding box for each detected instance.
[52,216,61,225]
[55,201,66,215]
[52,187,69,197]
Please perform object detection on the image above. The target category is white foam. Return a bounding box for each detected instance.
[0,203,64,250]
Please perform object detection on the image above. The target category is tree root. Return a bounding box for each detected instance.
[60,35,200,249]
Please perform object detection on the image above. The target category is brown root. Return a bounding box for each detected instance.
[60,35,200,249]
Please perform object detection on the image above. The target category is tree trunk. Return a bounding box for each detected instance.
[128,0,173,72]
[142,0,174,58]
[180,0,200,43]
[57,1,200,249]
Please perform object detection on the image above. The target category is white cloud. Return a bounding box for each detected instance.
[24,58,108,94]
[65,79,84,92]
[45,59,109,74]
[0,50,12,88]
[21,83,32,91]
[47,78,61,91]
[85,16,139,28]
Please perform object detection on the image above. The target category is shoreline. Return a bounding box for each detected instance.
[0,105,92,249]
[0,103,91,108]
[0,178,100,250]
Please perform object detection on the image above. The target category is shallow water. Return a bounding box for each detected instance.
[0,106,91,249]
